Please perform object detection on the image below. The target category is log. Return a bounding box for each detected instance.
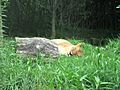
[15,37,59,57]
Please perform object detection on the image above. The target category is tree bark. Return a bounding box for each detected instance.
[15,37,59,57]
[51,0,57,39]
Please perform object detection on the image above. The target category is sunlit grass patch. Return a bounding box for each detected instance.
[0,37,120,90]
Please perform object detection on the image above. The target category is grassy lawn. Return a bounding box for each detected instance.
[0,38,120,90]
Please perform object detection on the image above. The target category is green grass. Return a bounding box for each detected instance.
[0,38,120,90]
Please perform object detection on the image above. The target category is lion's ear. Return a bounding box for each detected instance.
[71,43,81,50]
[76,43,81,47]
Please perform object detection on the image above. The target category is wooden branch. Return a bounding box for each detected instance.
[15,37,59,57]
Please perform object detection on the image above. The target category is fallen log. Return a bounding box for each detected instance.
[15,37,59,57]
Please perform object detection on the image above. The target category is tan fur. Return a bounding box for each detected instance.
[51,39,83,56]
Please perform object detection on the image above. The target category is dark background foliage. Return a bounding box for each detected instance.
[1,0,120,45]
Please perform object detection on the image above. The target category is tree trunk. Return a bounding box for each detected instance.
[51,0,57,39]
[60,0,63,28]
[15,37,59,57]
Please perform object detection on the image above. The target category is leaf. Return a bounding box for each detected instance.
[28,66,31,71]
[2,25,9,29]
[94,76,100,84]
[1,15,7,17]
[80,75,88,81]
[100,82,114,85]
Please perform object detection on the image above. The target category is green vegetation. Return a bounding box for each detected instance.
[0,38,120,90]
[1,0,119,89]
[4,0,120,38]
